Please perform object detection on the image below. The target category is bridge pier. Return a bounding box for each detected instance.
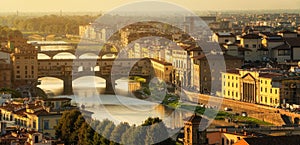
[105,77,116,94]
[63,76,73,95]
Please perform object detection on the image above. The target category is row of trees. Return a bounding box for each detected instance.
[0,25,23,39]
[55,110,176,145]
[0,15,97,35]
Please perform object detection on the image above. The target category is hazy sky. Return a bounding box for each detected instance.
[1,0,300,12]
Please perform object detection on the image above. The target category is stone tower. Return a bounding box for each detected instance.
[184,113,208,145]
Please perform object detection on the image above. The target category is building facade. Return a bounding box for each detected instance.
[193,53,243,94]
[11,38,38,88]
[222,69,286,107]
[150,58,173,83]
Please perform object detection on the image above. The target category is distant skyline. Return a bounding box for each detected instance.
[1,0,300,12]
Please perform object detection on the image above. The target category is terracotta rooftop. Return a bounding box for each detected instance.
[259,72,283,79]
[241,34,262,39]
[40,97,71,101]
[235,135,300,145]
[284,38,300,47]
[272,43,290,50]
[150,58,172,66]
[192,53,243,60]
[215,32,235,37]
[225,69,240,74]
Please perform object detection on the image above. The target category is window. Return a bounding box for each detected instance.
[253,44,257,48]
[278,49,291,56]
[261,96,263,102]
[245,44,249,48]
[275,99,278,104]
[275,90,277,94]
[236,83,238,88]
[33,121,36,129]
[261,87,263,92]
[270,89,272,93]
[265,97,267,103]
[236,92,238,97]
[270,98,272,103]
[44,120,49,130]
[265,88,267,93]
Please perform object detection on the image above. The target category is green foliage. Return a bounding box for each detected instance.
[100,121,116,144]
[110,122,130,144]
[55,111,176,145]
[0,26,23,38]
[78,122,95,145]
[161,94,180,108]
[142,117,162,126]
[0,88,21,98]
[0,15,97,35]
[54,110,83,145]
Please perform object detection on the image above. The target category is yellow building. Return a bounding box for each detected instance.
[222,69,241,100]
[222,69,282,107]
[193,53,243,94]
[259,74,280,107]
[150,58,173,83]
[207,129,251,145]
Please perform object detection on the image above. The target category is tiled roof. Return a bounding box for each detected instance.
[259,72,283,79]
[215,32,235,37]
[193,53,243,60]
[226,69,240,74]
[272,44,290,50]
[40,97,71,101]
[284,38,300,47]
[150,58,172,65]
[241,34,262,39]
[238,135,300,145]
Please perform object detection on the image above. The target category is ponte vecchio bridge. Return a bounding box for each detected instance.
[35,42,154,95]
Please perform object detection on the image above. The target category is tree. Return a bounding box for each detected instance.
[145,122,174,145]
[121,125,137,145]
[78,122,95,145]
[100,122,116,144]
[54,110,82,145]
[142,117,162,126]
[110,122,130,145]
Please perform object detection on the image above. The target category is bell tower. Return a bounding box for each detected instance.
[184,113,208,145]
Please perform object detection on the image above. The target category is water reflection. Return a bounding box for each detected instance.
[39,76,192,129]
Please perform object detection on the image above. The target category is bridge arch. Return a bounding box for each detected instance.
[37,77,64,96]
[37,53,51,60]
[73,76,107,96]
[78,53,100,59]
[53,52,76,59]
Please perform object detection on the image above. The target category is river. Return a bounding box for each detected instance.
[36,44,193,130]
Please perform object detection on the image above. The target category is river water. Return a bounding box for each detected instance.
[36,44,194,130]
